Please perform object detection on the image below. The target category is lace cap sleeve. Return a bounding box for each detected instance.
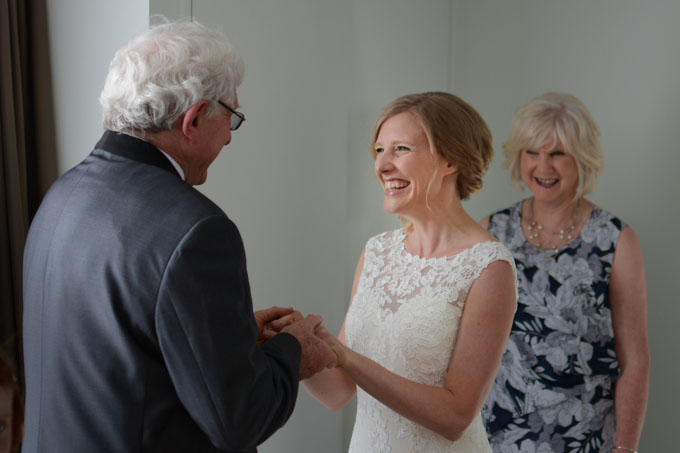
[474,241,518,298]
[450,241,518,310]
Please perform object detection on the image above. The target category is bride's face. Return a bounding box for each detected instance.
[373,112,451,217]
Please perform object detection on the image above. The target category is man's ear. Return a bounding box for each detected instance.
[180,100,209,144]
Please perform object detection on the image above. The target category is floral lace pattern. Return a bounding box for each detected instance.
[345,229,516,452]
[482,202,623,452]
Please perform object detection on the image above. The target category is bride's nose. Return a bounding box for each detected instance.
[375,151,396,176]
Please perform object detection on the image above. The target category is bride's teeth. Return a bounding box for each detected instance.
[385,181,409,190]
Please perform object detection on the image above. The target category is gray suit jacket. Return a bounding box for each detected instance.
[22,131,301,452]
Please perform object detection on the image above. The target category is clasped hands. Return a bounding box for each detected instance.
[254,306,346,380]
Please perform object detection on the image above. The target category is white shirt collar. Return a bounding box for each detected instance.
[157,149,185,181]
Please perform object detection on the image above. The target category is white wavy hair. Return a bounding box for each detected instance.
[502,92,604,198]
[100,20,244,133]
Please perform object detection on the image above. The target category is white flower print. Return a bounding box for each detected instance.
[484,202,623,452]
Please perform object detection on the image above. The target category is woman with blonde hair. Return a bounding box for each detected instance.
[300,92,517,452]
[481,92,649,453]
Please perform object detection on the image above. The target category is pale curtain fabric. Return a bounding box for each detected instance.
[0,0,57,386]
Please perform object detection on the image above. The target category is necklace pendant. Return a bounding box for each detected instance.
[527,198,581,259]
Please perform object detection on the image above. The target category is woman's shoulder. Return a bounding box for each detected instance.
[486,201,522,228]
[581,203,628,247]
[588,204,626,229]
[469,240,516,270]
[364,228,405,251]
[458,240,518,299]
[483,201,524,245]
[489,200,523,218]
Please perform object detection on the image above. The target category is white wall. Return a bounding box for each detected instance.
[346,0,452,268]
[189,1,353,451]
[46,0,149,173]
[149,0,190,20]
[48,0,676,451]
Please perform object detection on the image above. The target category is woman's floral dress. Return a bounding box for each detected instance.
[482,201,623,453]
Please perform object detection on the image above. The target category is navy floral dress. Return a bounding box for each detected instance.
[482,201,623,453]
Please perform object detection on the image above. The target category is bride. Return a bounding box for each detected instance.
[303,92,518,452]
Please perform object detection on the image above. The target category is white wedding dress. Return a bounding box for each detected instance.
[345,229,515,453]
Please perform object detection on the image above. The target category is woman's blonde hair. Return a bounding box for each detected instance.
[503,92,604,197]
[370,92,493,200]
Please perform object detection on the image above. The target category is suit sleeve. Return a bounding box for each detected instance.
[155,215,301,451]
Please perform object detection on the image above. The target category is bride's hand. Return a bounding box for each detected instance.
[315,324,349,368]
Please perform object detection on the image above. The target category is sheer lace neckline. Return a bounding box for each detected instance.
[395,229,499,264]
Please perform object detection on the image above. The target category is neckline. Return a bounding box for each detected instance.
[395,228,499,263]
[516,199,598,256]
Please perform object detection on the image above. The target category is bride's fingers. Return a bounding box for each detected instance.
[315,324,335,341]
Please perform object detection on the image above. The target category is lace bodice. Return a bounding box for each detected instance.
[345,229,516,452]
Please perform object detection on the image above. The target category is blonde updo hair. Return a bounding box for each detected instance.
[503,92,604,197]
[370,92,493,200]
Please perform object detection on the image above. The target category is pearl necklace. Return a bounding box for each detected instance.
[525,198,581,258]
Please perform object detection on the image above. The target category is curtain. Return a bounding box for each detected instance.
[0,0,57,388]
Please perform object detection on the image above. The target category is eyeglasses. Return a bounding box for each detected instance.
[217,100,246,131]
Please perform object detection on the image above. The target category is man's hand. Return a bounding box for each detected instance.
[281,315,337,380]
[254,306,297,346]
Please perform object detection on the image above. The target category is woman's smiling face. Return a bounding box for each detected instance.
[373,111,452,216]
[520,142,580,205]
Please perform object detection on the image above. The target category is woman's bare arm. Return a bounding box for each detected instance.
[609,226,650,450]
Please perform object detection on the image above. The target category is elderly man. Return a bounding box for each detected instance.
[21,21,335,453]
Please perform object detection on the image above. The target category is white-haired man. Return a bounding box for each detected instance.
[22,21,335,453]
